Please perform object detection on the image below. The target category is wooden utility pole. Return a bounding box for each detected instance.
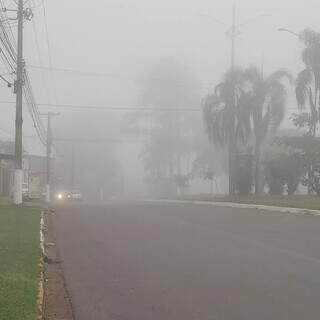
[229,3,236,195]
[40,112,60,203]
[13,0,24,204]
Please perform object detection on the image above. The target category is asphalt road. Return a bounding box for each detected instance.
[54,201,320,320]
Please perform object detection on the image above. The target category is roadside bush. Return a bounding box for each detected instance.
[275,136,320,195]
[264,147,304,195]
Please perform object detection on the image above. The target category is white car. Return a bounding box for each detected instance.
[67,190,83,201]
[55,190,83,201]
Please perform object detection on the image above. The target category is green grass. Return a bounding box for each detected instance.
[0,206,40,320]
[175,194,320,210]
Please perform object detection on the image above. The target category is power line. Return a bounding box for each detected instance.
[29,0,44,10]
[0,2,17,75]
[41,1,51,63]
[1,0,48,147]
[0,100,301,112]
[23,71,47,145]
[39,104,201,111]
[27,64,123,78]
[0,73,12,86]
[41,0,58,104]
[54,137,144,144]
[0,2,17,54]
[0,100,202,111]
[30,0,50,103]
[26,64,213,90]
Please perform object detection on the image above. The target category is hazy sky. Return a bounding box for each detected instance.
[0,0,319,153]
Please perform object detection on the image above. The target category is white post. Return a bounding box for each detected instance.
[100,188,104,202]
[13,169,23,204]
[45,183,50,203]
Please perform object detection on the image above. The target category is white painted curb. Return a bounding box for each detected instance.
[40,210,46,256]
[148,199,320,217]
[38,210,46,320]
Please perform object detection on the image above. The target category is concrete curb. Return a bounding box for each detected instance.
[37,266,44,320]
[147,199,320,217]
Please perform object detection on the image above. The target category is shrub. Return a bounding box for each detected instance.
[264,149,304,195]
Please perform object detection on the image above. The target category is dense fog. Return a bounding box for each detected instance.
[0,0,320,200]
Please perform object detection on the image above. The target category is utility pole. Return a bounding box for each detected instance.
[11,0,33,204]
[199,4,269,196]
[71,142,75,190]
[13,0,24,204]
[229,3,236,195]
[230,4,236,70]
[40,112,60,203]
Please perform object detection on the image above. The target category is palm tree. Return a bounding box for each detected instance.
[203,68,251,195]
[244,67,291,195]
[295,29,320,194]
[295,29,320,137]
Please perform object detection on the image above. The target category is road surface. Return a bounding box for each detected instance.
[54,201,320,320]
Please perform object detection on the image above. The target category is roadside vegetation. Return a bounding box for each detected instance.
[200,29,320,202]
[0,206,40,320]
[133,29,320,209]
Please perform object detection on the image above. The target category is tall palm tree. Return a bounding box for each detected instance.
[295,29,320,194]
[295,29,320,137]
[244,67,291,195]
[203,68,251,195]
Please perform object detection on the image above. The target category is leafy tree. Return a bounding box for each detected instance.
[277,136,320,195]
[137,60,201,196]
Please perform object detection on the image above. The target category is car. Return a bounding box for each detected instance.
[64,190,83,201]
[55,189,83,202]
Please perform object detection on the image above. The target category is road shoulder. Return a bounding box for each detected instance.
[149,199,320,216]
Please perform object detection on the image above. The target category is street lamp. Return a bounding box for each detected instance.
[278,28,299,38]
[199,7,271,195]
[198,9,271,69]
[279,28,320,47]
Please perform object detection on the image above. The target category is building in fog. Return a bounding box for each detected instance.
[0,140,47,199]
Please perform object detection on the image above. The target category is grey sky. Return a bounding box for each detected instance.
[0,0,319,153]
